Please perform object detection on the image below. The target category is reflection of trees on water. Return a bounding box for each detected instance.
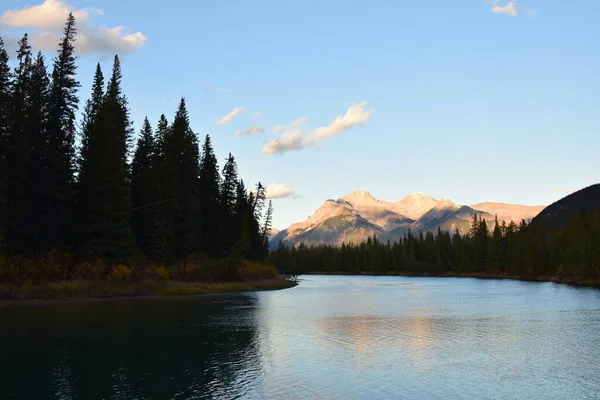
[0,295,262,400]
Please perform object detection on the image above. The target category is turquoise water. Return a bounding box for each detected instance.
[1,275,600,399]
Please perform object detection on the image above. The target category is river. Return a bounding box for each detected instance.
[1,275,600,399]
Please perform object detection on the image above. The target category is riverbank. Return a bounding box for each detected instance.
[308,271,600,288]
[0,278,298,306]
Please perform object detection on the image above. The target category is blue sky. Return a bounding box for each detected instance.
[1,0,599,229]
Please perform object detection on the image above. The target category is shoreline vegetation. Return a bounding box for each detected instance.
[307,271,600,288]
[0,254,298,303]
[0,15,289,303]
[0,278,297,306]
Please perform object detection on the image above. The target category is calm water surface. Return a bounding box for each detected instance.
[1,275,600,399]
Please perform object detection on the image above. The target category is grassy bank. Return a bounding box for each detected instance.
[0,278,297,302]
[308,271,600,288]
[0,252,298,302]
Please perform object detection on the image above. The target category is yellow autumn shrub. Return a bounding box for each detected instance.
[107,264,132,282]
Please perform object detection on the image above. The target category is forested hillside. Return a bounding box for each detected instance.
[0,14,274,286]
[531,184,600,228]
[270,210,600,282]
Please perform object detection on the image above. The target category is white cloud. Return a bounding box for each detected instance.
[0,0,145,55]
[235,125,265,136]
[262,131,305,154]
[265,183,295,199]
[490,0,518,16]
[216,107,245,125]
[204,85,229,93]
[263,102,372,154]
[0,0,101,28]
[253,112,263,119]
[305,102,371,146]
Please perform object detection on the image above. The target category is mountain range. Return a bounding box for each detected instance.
[270,190,545,248]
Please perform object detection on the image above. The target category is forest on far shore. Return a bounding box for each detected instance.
[269,210,600,282]
[0,14,276,286]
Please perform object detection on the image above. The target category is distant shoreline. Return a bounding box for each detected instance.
[0,278,298,308]
[306,271,600,288]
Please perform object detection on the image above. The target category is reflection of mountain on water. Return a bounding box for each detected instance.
[0,295,262,400]
[312,313,526,372]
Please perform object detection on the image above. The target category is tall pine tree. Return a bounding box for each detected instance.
[161,99,201,260]
[44,13,80,250]
[198,134,221,257]
[131,117,167,262]
[5,35,33,254]
[220,153,239,252]
[80,56,135,262]
[24,52,50,251]
[0,37,10,253]
[76,63,104,248]
[96,55,135,261]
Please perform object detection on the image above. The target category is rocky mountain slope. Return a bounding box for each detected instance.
[271,190,545,248]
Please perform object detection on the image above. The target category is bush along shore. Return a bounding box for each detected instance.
[0,15,295,301]
[270,209,600,288]
[0,253,296,301]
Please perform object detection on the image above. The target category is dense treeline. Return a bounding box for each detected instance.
[270,211,600,280]
[0,14,273,284]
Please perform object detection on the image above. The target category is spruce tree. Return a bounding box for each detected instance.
[161,99,200,259]
[155,113,169,161]
[230,179,249,259]
[131,117,167,262]
[261,200,274,254]
[156,113,175,257]
[44,13,80,250]
[198,134,221,257]
[0,37,10,252]
[81,56,135,262]
[248,182,268,261]
[220,153,239,252]
[5,34,33,254]
[76,63,104,247]
[24,52,50,251]
[99,55,135,261]
[220,154,238,214]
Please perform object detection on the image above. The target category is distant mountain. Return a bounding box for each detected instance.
[269,228,280,238]
[270,197,386,247]
[271,190,545,249]
[530,184,600,228]
[470,202,546,223]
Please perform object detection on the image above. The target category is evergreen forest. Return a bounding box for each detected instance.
[0,14,275,287]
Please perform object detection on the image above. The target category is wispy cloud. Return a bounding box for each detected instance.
[489,0,518,17]
[0,0,145,56]
[265,183,295,199]
[527,8,536,18]
[263,131,305,154]
[235,125,265,136]
[216,107,245,125]
[263,102,372,155]
[584,174,595,180]
[253,112,263,119]
[274,116,307,132]
[204,85,229,93]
